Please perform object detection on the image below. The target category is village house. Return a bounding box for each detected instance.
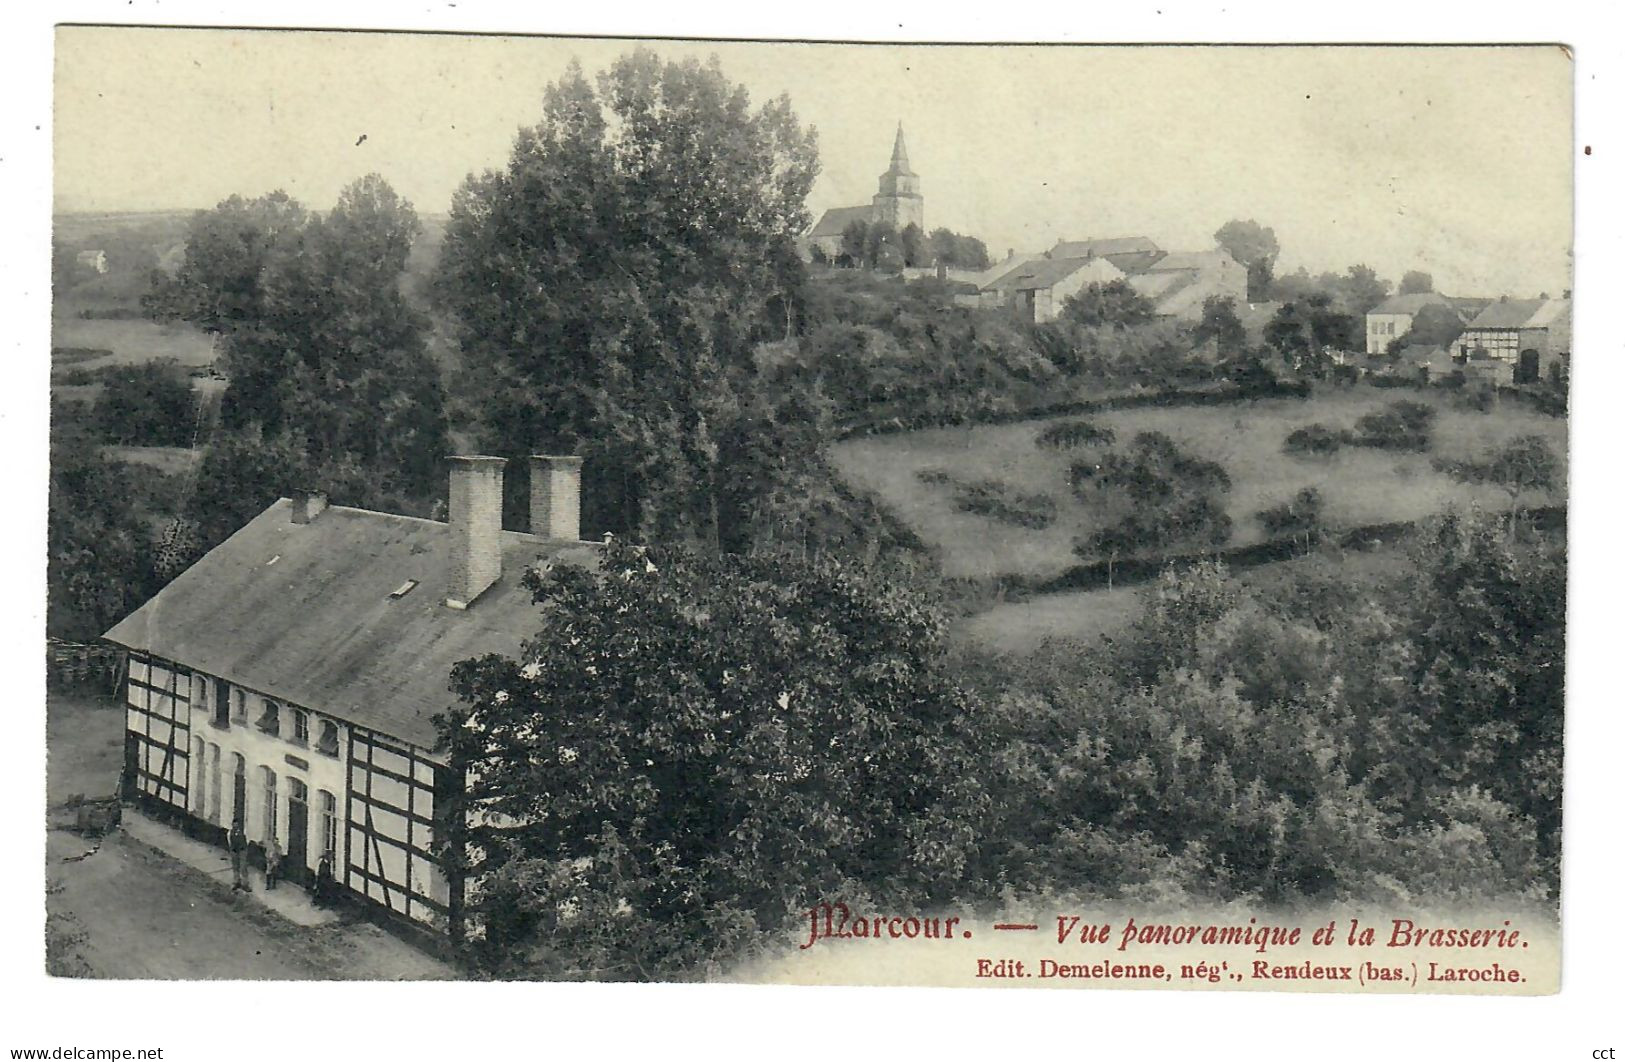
[1363,292,1457,355]
[980,253,1127,323]
[75,248,108,274]
[804,124,924,261]
[977,240,1247,324]
[1456,295,1572,384]
[1124,249,1247,321]
[103,454,597,939]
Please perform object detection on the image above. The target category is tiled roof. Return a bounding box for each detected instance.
[1050,236,1160,259]
[1144,250,1238,273]
[1464,298,1548,330]
[807,205,874,239]
[1368,292,1452,316]
[104,500,599,753]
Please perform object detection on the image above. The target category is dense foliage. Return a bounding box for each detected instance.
[441,505,1564,977]
[93,362,199,448]
[147,176,450,499]
[435,50,818,548]
[436,538,983,978]
[971,515,1562,905]
[1076,432,1234,573]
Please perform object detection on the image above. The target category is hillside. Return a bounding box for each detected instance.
[830,386,1566,582]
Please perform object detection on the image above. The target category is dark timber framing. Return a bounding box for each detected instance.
[125,652,190,811]
[346,724,451,928]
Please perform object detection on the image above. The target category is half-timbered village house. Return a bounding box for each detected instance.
[103,454,596,938]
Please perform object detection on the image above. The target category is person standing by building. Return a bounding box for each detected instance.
[227,822,250,892]
[264,834,283,891]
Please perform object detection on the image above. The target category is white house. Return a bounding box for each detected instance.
[1363,292,1456,355]
[104,455,597,938]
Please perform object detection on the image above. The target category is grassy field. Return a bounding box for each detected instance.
[829,385,1567,581]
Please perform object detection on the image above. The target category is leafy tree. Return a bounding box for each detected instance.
[1059,279,1155,329]
[1256,487,1325,550]
[1399,270,1434,295]
[1403,510,1565,861]
[47,437,160,640]
[182,430,394,552]
[838,219,869,267]
[1076,432,1233,585]
[94,362,199,448]
[927,228,990,270]
[1389,303,1464,355]
[435,50,820,549]
[1265,294,1356,375]
[1340,264,1392,317]
[436,538,984,978]
[1214,219,1280,300]
[1438,434,1562,532]
[1192,295,1247,358]
[898,223,926,268]
[150,178,449,499]
[863,220,901,271]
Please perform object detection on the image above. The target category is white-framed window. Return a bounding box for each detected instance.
[291,708,310,747]
[257,698,281,737]
[191,737,206,815]
[319,789,338,862]
[262,767,278,841]
[316,719,341,758]
[208,744,222,824]
[231,687,247,725]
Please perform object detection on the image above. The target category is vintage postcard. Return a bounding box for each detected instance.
[45,27,1570,1001]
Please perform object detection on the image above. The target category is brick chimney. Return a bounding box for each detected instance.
[446,456,507,610]
[290,488,328,525]
[529,455,583,542]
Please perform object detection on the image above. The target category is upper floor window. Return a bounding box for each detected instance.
[256,698,281,737]
[291,708,310,747]
[315,720,341,758]
[231,687,248,725]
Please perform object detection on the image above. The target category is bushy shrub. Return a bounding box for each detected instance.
[1257,487,1325,545]
[916,468,1056,529]
[1354,399,1436,451]
[953,480,1057,529]
[1036,419,1117,450]
[1283,423,1349,456]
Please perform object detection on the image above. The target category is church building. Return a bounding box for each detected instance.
[804,124,923,260]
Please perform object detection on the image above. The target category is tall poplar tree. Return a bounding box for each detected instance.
[434,50,820,548]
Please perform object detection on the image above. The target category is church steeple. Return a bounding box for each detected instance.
[872,121,923,232]
[888,123,914,177]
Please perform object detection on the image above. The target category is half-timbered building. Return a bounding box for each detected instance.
[104,454,595,937]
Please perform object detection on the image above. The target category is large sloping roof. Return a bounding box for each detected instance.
[986,256,1114,293]
[1143,249,1237,273]
[1465,298,1547,330]
[1050,236,1160,259]
[1523,298,1571,329]
[104,500,598,754]
[1368,292,1452,316]
[807,204,874,239]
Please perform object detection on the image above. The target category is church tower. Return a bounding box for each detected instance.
[871,123,924,233]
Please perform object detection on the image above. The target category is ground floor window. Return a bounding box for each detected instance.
[261,766,278,841]
[191,737,206,815]
[320,789,337,861]
[208,744,222,824]
[231,753,246,827]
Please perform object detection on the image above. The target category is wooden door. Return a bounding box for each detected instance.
[286,779,310,883]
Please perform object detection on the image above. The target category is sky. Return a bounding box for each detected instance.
[54,28,1573,297]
